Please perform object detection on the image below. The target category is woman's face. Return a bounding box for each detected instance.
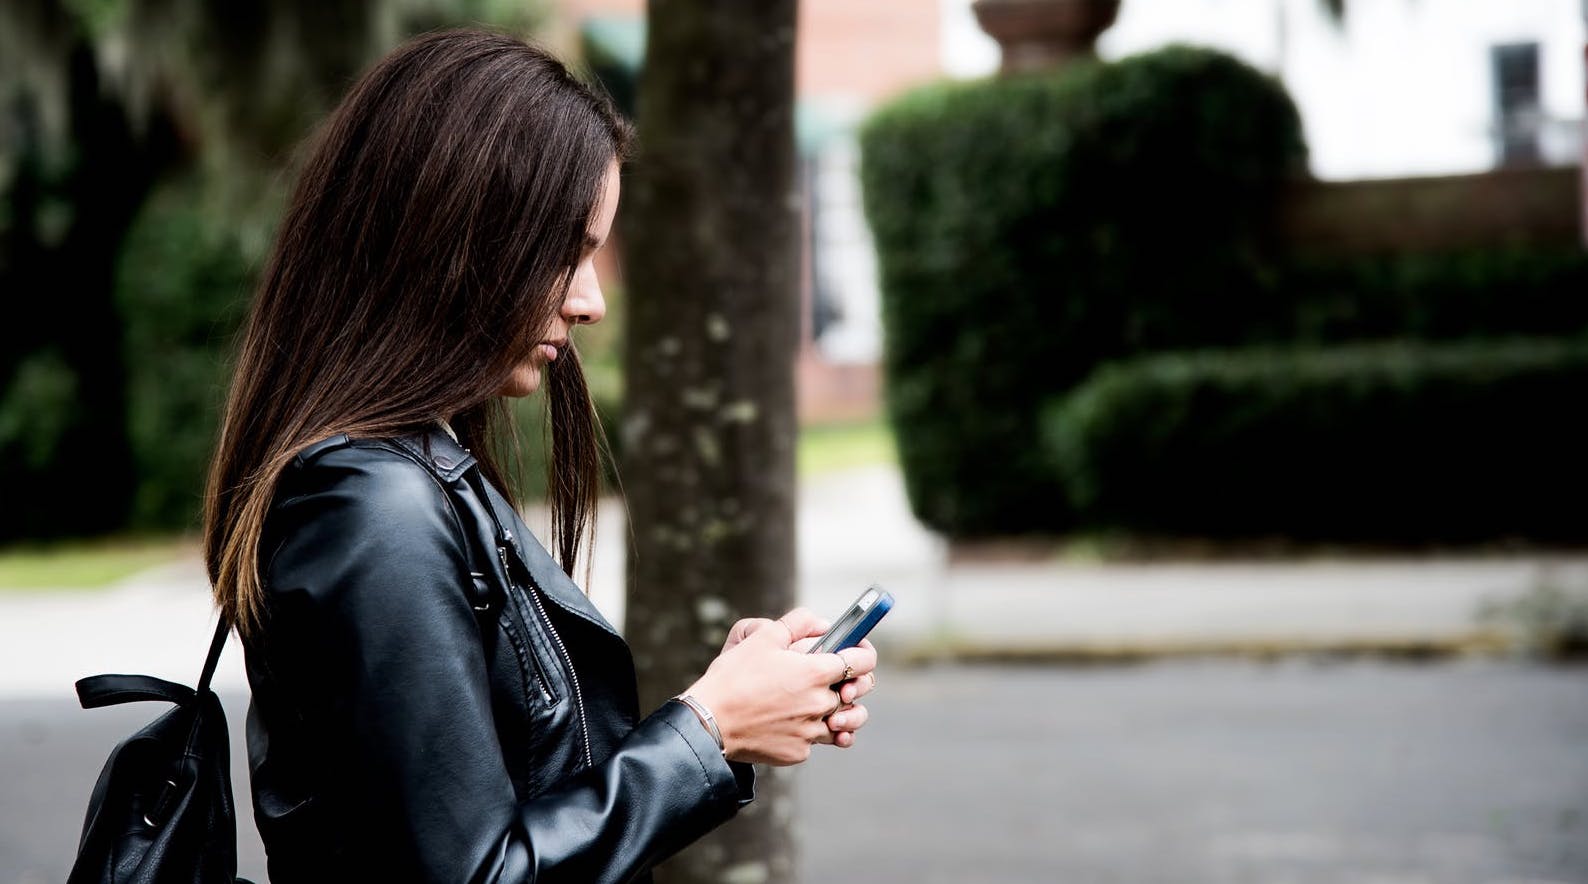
[496,159,620,398]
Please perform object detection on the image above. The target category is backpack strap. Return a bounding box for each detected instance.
[452,464,506,627]
[82,450,503,715]
[76,674,196,709]
[76,614,232,710]
[197,615,231,694]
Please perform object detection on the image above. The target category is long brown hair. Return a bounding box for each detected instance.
[204,29,630,636]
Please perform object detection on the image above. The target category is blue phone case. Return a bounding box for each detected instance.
[832,594,892,651]
[810,586,894,654]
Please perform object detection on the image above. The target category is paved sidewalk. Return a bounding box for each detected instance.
[2,466,1583,697]
[9,660,1587,884]
[793,469,1588,661]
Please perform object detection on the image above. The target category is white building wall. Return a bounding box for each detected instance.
[941,0,1586,180]
[810,137,884,364]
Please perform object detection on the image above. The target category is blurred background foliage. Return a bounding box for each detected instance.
[861,43,1588,543]
[6,3,1585,550]
[116,174,252,529]
[0,0,565,541]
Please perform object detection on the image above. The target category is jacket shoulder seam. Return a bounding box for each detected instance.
[262,444,474,594]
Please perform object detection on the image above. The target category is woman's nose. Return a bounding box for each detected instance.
[563,281,606,326]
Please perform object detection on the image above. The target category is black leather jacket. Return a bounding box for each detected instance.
[242,425,754,883]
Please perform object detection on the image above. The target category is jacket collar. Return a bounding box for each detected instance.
[389,423,621,640]
[474,473,622,641]
[388,424,477,484]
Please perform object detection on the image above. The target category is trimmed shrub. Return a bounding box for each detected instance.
[1043,337,1588,542]
[1285,247,1588,343]
[860,46,1307,535]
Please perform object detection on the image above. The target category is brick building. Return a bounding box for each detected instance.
[548,0,944,421]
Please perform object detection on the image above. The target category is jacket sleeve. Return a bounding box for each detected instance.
[261,447,750,883]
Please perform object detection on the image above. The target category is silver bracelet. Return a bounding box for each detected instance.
[672,694,725,755]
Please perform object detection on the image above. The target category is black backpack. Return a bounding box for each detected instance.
[67,617,255,884]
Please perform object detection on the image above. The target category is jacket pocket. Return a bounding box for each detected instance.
[500,583,557,705]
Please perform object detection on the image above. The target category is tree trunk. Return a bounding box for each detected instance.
[620,1,801,882]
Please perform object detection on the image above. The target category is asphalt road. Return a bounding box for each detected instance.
[4,659,1585,883]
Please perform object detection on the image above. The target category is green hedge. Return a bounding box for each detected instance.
[1043,338,1588,542]
[1285,247,1588,343]
[860,46,1306,535]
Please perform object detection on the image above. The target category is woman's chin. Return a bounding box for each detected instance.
[496,365,543,398]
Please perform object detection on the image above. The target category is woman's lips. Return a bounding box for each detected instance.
[539,343,560,361]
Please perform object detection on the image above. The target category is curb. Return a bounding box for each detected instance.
[887,631,1516,666]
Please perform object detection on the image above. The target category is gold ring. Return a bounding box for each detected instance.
[841,664,855,682]
[867,672,877,688]
[829,692,843,717]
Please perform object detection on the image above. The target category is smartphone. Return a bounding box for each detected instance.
[808,585,894,655]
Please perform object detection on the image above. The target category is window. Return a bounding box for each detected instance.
[1491,42,1543,167]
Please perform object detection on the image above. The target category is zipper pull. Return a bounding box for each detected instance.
[497,545,511,580]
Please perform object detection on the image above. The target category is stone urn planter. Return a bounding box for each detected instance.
[972,0,1122,74]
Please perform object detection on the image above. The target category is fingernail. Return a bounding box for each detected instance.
[830,713,847,728]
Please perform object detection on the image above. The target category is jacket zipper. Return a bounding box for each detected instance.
[500,539,594,770]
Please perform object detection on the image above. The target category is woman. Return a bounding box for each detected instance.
[203,29,877,883]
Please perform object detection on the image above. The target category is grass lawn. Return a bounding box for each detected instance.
[797,416,897,476]
[0,419,895,592]
[0,536,195,592]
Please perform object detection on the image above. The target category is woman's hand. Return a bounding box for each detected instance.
[684,608,878,766]
[720,617,878,750]
[823,637,876,748]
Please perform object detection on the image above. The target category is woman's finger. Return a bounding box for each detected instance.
[841,645,878,676]
[826,703,869,733]
[807,720,837,745]
[777,607,831,642]
[724,617,775,650]
[837,669,877,704]
[817,645,876,685]
[837,680,857,704]
[810,686,844,720]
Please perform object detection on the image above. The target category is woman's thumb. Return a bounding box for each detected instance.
[771,608,830,645]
